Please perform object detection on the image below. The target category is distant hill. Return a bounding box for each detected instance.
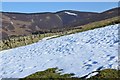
[0,7,120,39]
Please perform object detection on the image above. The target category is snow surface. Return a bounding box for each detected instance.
[41,35,58,41]
[0,24,119,78]
[64,11,77,16]
[10,21,14,25]
[86,72,99,78]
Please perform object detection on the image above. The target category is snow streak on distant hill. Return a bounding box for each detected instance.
[64,11,77,16]
[0,24,119,78]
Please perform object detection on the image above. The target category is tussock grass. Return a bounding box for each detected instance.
[88,69,120,80]
[19,68,120,80]
[19,68,75,80]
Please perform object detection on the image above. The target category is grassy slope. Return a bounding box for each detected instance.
[89,69,119,80]
[0,16,120,51]
[19,68,74,79]
[19,68,119,80]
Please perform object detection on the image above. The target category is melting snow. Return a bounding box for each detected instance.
[0,24,119,78]
[65,11,77,16]
[86,72,99,78]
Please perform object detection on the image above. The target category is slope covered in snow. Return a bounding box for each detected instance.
[0,24,119,78]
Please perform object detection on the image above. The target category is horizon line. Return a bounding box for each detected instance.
[0,7,119,14]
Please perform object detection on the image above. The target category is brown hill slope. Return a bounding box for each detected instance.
[0,7,120,39]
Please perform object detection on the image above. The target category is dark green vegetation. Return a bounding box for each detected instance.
[19,68,119,80]
[19,68,74,79]
[0,16,120,51]
[89,69,119,79]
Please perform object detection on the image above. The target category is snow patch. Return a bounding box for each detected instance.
[41,35,58,41]
[0,24,119,78]
[86,72,99,78]
[65,11,77,16]
[10,21,14,25]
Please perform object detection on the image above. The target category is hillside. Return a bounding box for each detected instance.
[0,16,119,51]
[0,24,119,79]
[0,7,119,39]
